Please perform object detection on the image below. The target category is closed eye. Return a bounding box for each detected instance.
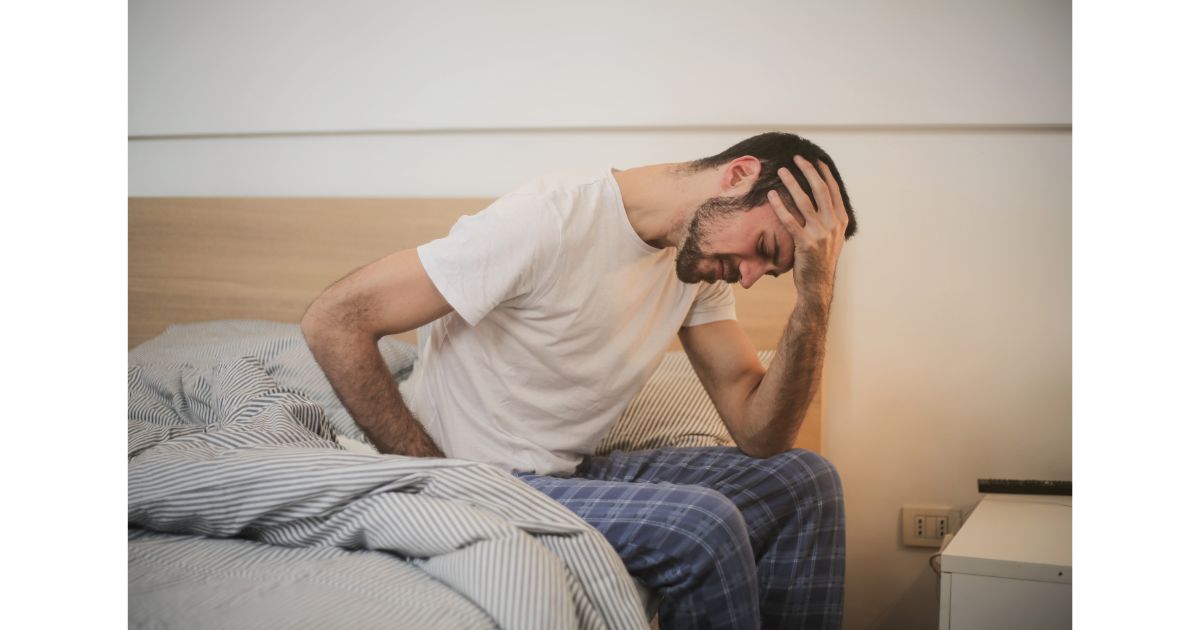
[754,234,781,278]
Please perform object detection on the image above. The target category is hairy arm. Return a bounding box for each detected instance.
[300,249,453,457]
[680,155,847,458]
[678,297,828,458]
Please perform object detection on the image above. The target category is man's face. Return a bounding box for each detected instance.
[675,196,797,288]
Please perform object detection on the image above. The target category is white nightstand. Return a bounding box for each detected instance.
[938,494,1071,630]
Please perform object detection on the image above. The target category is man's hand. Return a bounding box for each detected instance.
[766,156,850,305]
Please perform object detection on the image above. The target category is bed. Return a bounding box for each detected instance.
[127,197,825,628]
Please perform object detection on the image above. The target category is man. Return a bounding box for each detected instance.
[302,132,857,629]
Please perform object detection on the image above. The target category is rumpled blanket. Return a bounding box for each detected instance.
[128,324,647,630]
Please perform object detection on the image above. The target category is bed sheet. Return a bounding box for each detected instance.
[128,321,648,629]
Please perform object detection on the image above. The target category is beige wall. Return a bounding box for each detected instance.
[821,130,1070,628]
[129,2,1071,627]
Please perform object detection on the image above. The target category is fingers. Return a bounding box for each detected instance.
[777,165,831,235]
[767,189,805,234]
[770,157,848,284]
[775,157,845,235]
[774,166,816,227]
[790,156,834,219]
[816,161,850,229]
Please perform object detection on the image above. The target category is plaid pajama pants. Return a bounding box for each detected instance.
[518,447,845,630]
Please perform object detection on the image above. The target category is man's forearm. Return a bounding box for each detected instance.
[304,326,444,458]
[732,152,849,457]
[741,271,833,457]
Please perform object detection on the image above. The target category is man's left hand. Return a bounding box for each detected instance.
[766,156,850,304]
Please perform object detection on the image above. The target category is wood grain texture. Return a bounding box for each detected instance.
[129,197,821,452]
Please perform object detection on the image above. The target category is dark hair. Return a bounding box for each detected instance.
[689,132,857,239]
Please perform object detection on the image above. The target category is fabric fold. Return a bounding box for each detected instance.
[128,350,647,630]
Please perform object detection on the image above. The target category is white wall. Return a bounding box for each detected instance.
[130,0,1068,138]
[129,2,1071,628]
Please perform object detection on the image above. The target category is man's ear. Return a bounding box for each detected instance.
[721,156,761,192]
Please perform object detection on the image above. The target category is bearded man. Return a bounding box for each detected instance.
[303,131,858,629]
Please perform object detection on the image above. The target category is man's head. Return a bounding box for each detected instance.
[674,132,857,287]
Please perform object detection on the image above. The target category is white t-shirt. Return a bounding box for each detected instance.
[410,168,736,475]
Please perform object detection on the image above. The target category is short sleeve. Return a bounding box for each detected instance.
[682,280,737,327]
[417,194,562,326]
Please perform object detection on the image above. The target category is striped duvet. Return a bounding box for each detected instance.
[128,322,648,629]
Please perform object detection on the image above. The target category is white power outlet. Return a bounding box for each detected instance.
[902,505,961,548]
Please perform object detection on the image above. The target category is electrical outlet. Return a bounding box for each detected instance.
[902,505,961,548]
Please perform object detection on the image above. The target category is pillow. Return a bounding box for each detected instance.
[594,350,775,455]
[129,320,418,443]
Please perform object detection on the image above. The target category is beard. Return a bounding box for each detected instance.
[675,196,749,284]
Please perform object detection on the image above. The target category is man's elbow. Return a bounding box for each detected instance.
[737,443,791,460]
[300,297,341,348]
[733,424,802,459]
[302,293,382,349]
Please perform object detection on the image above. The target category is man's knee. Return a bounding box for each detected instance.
[670,448,843,518]
[754,451,845,562]
[683,486,749,537]
[767,448,844,505]
[659,487,755,584]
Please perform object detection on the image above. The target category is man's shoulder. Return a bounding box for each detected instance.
[509,168,615,199]
[487,168,618,241]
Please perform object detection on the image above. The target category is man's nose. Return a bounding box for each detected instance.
[738,260,764,289]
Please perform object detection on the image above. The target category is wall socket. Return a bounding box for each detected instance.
[902,505,961,548]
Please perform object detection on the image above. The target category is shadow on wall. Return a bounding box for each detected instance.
[872,568,940,630]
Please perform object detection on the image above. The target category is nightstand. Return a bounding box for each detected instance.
[938,494,1071,629]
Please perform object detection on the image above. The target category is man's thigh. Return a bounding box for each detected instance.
[516,473,745,549]
[516,473,755,588]
[577,446,837,490]
[575,447,844,549]
[518,473,765,627]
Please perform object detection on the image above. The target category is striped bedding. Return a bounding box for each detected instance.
[128,322,648,629]
[595,350,774,455]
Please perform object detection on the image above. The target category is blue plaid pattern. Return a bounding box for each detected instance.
[519,447,845,629]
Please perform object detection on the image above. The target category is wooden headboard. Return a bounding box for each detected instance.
[128,198,822,452]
